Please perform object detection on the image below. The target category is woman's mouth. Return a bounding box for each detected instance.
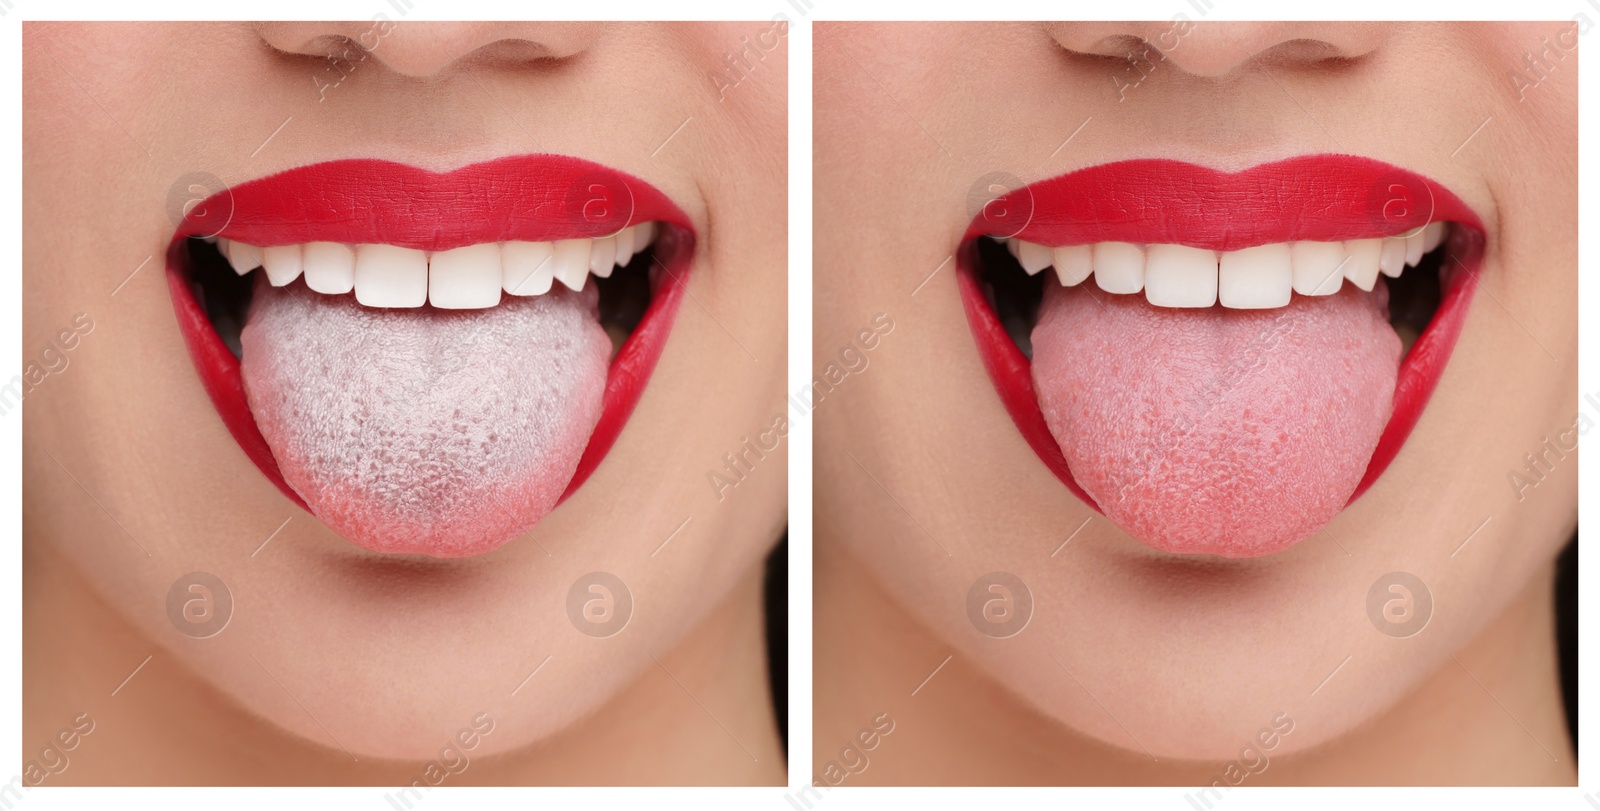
[166,155,694,558]
[958,155,1485,558]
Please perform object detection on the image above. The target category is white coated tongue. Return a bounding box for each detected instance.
[239,277,611,558]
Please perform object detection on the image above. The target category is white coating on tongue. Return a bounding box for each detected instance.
[1030,283,1401,557]
[240,277,610,557]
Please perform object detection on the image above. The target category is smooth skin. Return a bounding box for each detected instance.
[814,22,1575,786]
[24,22,787,785]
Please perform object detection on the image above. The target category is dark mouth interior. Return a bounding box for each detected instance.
[972,233,1447,360]
[183,237,660,360]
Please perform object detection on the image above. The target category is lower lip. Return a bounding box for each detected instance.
[957,156,1485,551]
[165,155,693,546]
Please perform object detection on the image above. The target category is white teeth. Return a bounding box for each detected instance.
[301,241,355,295]
[1144,244,1217,308]
[1422,221,1446,253]
[354,244,428,308]
[207,223,663,308]
[502,241,555,296]
[551,239,593,291]
[1092,242,1145,295]
[614,226,636,267]
[1218,243,1291,309]
[261,244,304,288]
[1016,240,1053,276]
[220,239,263,276]
[1343,238,1383,292]
[1006,221,1452,310]
[1403,230,1425,268]
[428,243,502,309]
[588,235,618,279]
[1378,237,1408,279]
[1051,244,1092,286]
[1290,241,1346,297]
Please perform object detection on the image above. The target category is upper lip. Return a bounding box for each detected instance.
[175,154,694,248]
[963,154,1484,248]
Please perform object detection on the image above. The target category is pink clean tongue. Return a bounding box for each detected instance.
[239,278,610,558]
[1030,283,1402,557]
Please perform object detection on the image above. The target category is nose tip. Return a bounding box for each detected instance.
[256,21,606,79]
[1045,22,1390,80]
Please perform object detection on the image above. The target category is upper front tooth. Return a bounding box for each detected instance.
[503,241,555,296]
[1144,244,1217,308]
[429,243,502,309]
[1421,221,1446,253]
[1343,238,1383,292]
[1218,243,1291,309]
[588,234,618,279]
[1015,240,1053,275]
[301,241,354,295]
[614,226,636,267]
[1290,241,1345,296]
[261,244,304,287]
[1092,242,1145,295]
[1403,229,1426,267]
[551,238,593,291]
[1378,237,1407,278]
[354,244,427,307]
[221,239,263,276]
[1051,244,1092,286]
